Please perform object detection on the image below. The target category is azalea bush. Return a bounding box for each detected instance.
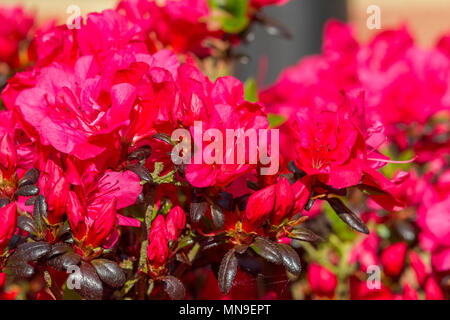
[0,0,448,300]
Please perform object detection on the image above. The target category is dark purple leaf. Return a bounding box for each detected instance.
[250,237,282,265]
[126,163,153,183]
[15,185,39,197]
[75,262,103,300]
[277,243,301,276]
[289,228,323,243]
[218,249,238,295]
[18,168,40,187]
[210,204,225,229]
[327,198,369,234]
[91,259,126,289]
[161,275,185,300]
[190,201,208,223]
[128,145,152,161]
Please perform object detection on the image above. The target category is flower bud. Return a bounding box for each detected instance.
[147,215,169,267]
[380,242,407,277]
[166,206,186,241]
[0,202,17,253]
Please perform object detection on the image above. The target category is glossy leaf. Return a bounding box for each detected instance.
[250,237,282,265]
[91,259,126,289]
[161,275,185,300]
[327,198,369,234]
[218,248,238,295]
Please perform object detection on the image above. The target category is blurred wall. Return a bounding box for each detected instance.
[234,0,347,85]
[348,0,450,47]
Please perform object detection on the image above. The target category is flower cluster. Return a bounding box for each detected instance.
[260,20,449,300]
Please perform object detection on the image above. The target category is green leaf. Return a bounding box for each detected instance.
[209,0,250,34]
[267,113,287,128]
[244,78,258,102]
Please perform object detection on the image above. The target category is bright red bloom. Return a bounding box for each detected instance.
[243,177,309,230]
[307,263,337,299]
[66,168,142,251]
[184,77,269,188]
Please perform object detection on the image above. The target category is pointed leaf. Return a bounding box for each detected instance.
[161,275,185,300]
[217,192,233,212]
[218,249,238,295]
[251,237,282,265]
[128,145,152,161]
[289,228,323,243]
[126,164,153,183]
[18,168,40,187]
[327,198,369,234]
[47,252,81,272]
[17,216,38,235]
[277,243,301,276]
[75,262,103,300]
[190,201,208,223]
[15,185,39,197]
[152,133,174,146]
[210,204,225,229]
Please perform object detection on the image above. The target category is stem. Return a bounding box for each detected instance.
[44,270,63,300]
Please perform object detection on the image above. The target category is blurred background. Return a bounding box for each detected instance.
[2,0,450,83]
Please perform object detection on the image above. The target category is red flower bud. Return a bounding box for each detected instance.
[380,242,407,277]
[408,251,428,286]
[39,159,69,225]
[0,134,16,179]
[307,263,337,298]
[0,202,17,253]
[147,215,169,267]
[166,206,186,241]
[243,184,276,229]
[271,178,294,225]
[66,191,87,241]
[402,283,419,300]
[424,277,444,300]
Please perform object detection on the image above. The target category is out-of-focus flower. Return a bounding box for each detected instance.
[307,263,337,299]
[380,242,408,277]
[0,5,34,69]
[408,251,429,287]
